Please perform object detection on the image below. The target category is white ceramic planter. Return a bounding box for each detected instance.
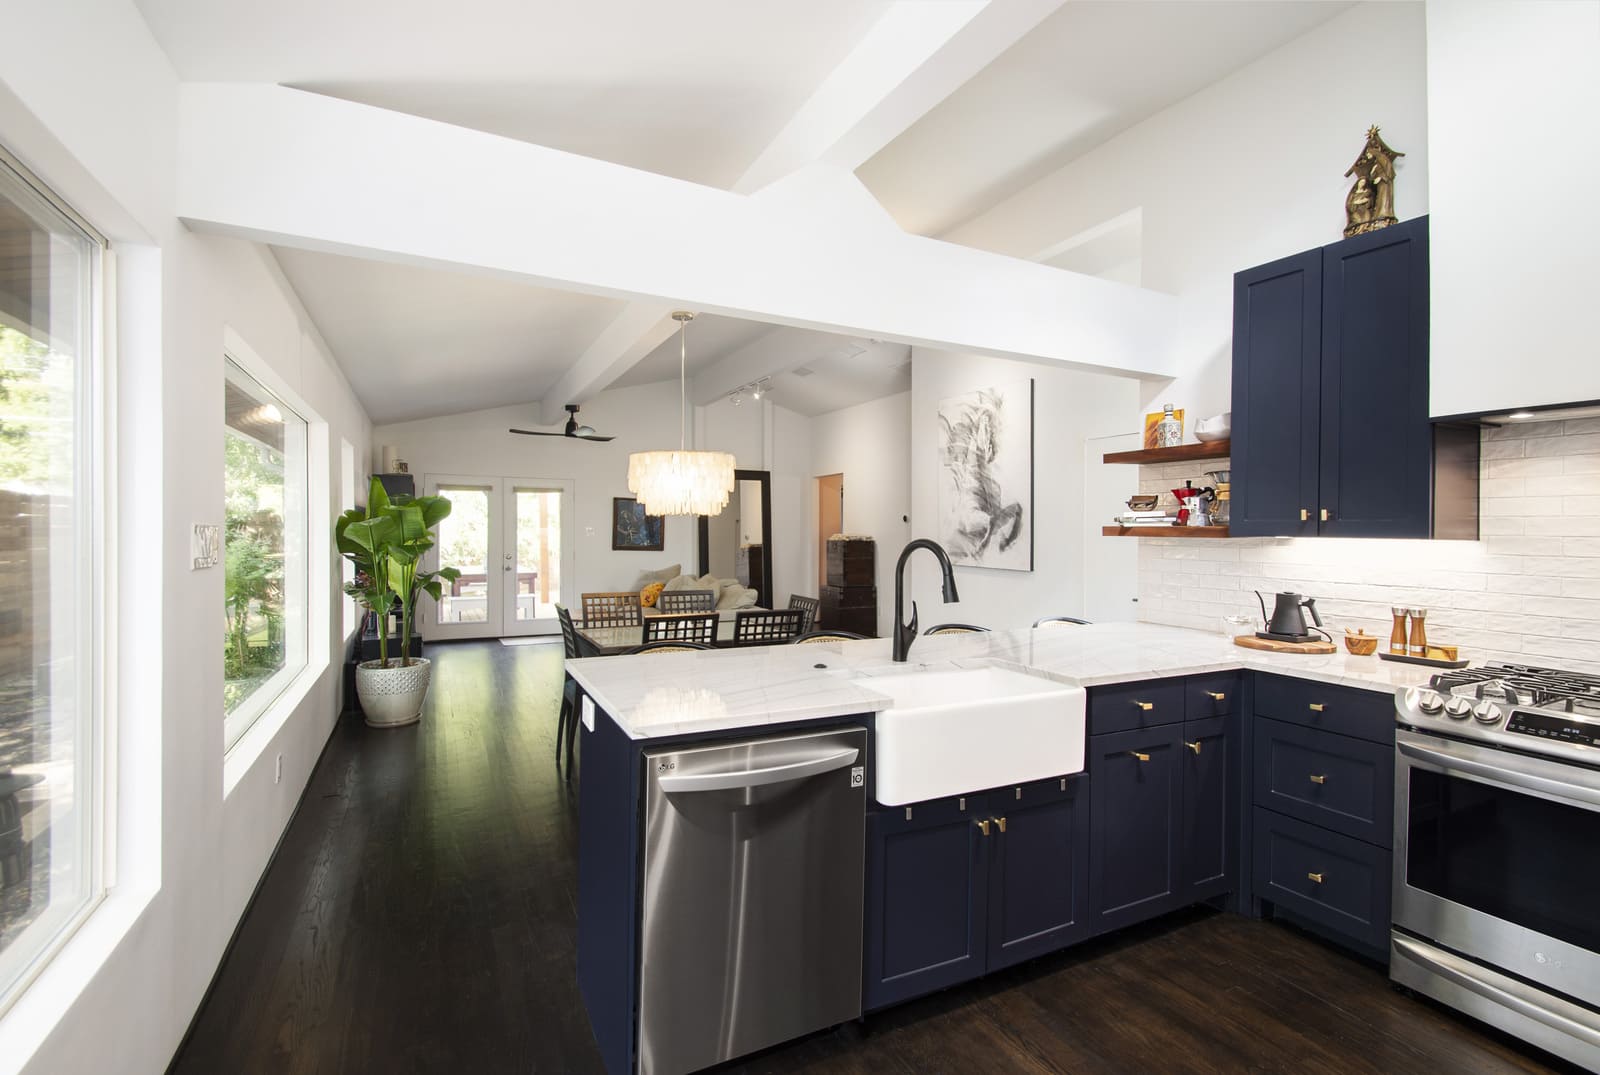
[356,658,432,728]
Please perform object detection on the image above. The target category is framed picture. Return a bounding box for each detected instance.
[612,497,665,551]
[936,379,1033,571]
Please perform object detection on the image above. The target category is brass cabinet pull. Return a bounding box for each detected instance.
[1300,508,1309,522]
[1309,703,1326,713]
[1185,741,1202,755]
[1307,871,1324,884]
[1320,508,1330,522]
[977,819,991,837]
[1133,701,1154,711]
[1130,751,1151,762]
[1309,774,1327,785]
[995,817,1008,833]
[1205,691,1226,701]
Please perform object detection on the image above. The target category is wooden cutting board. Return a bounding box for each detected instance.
[1233,634,1337,654]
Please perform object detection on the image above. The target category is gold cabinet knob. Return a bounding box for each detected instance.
[1309,774,1327,785]
[1300,508,1309,522]
[1320,508,1330,522]
[1309,703,1326,713]
[1133,701,1154,711]
[1307,871,1324,884]
[1185,741,1202,755]
[995,817,1008,833]
[1205,691,1226,701]
[1130,751,1151,762]
[977,819,991,837]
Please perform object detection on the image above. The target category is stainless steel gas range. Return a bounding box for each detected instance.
[1393,663,1600,1070]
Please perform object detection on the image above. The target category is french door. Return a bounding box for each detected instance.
[423,474,573,639]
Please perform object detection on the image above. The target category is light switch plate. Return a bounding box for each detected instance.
[192,524,220,569]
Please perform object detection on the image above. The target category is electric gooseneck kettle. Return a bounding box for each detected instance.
[1255,590,1325,643]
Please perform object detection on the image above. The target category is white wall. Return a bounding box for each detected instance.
[0,3,372,1071]
[1426,0,1600,417]
[946,1,1429,427]
[1135,420,1600,673]
[810,392,913,636]
[907,349,1139,632]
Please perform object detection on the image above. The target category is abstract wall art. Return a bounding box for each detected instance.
[936,379,1033,571]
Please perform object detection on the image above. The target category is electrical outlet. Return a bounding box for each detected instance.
[275,753,283,784]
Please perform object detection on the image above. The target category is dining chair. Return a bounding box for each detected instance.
[923,623,990,635]
[792,630,867,644]
[732,608,808,646]
[786,594,820,633]
[581,591,642,628]
[555,604,587,778]
[629,641,715,655]
[657,589,716,614]
[1034,615,1092,628]
[642,612,718,646]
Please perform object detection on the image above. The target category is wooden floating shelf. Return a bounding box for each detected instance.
[1102,525,1232,538]
[1102,439,1231,465]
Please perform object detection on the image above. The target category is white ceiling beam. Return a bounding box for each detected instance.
[537,302,677,424]
[177,84,1178,381]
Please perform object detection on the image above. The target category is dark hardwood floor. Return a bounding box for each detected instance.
[171,640,1573,1075]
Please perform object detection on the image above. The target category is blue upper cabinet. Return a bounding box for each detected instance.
[1231,249,1322,537]
[1232,217,1451,539]
[1319,218,1431,537]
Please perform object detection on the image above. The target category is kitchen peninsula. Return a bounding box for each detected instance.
[568,622,1440,1075]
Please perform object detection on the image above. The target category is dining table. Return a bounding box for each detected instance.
[575,615,740,656]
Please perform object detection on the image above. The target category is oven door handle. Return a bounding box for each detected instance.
[1398,734,1600,811]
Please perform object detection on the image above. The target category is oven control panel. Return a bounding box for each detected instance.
[1506,710,1600,747]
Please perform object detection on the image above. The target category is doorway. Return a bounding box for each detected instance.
[817,473,843,585]
[422,474,574,638]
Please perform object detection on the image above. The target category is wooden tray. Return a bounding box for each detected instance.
[1379,651,1470,670]
[1233,635,1337,655]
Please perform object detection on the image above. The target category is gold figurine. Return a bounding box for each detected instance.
[1344,125,1404,237]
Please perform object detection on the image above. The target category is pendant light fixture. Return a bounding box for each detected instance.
[627,312,736,516]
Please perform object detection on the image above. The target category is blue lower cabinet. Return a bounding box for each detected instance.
[1253,807,1391,955]
[1181,715,1239,903]
[864,794,989,1010]
[986,776,1090,971]
[1089,724,1185,934]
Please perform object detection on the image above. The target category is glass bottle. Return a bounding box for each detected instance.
[1155,403,1182,447]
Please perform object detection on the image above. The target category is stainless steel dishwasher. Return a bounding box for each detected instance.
[637,726,867,1075]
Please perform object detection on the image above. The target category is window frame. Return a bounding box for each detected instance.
[0,143,113,1017]
[220,334,316,755]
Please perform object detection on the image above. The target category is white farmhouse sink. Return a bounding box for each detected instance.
[870,666,1086,806]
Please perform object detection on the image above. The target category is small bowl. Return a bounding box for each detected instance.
[1344,631,1378,656]
[1195,412,1232,442]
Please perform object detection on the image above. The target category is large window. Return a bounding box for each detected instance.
[0,150,105,1004]
[223,359,307,749]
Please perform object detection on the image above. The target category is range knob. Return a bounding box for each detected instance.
[1416,689,1445,715]
[1444,696,1473,720]
[1473,700,1504,725]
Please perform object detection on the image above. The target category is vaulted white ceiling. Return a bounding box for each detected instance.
[856,1,1353,237]
[135,0,892,188]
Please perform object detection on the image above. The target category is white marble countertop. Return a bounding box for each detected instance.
[565,621,1446,740]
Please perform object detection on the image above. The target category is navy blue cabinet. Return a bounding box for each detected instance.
[1232,217,1444,539]
[864,776,1088,1008]
[1089,723,1185,934]
[1181,714,1239,904]
[864,795,988,1010]
[986,776,1090,971]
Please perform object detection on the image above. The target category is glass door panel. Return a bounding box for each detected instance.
[503,480,572,636]
[428,479,501,639]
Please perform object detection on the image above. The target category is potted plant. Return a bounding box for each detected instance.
[337,477,460,727]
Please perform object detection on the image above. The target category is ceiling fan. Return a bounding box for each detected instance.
[509,404,615,443]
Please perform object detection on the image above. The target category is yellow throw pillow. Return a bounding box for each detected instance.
[640,581,665,608]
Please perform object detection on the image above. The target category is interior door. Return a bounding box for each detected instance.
[425,476,503,640]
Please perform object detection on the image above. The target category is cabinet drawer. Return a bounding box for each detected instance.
[1253,808,1391,954]
[1255,674,1394,745]
[1253,719,1393,847]
[1185,672,1241,721]
[1088,678,1186,735]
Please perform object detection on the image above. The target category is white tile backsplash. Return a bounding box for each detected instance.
[1134,418,1600,672]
